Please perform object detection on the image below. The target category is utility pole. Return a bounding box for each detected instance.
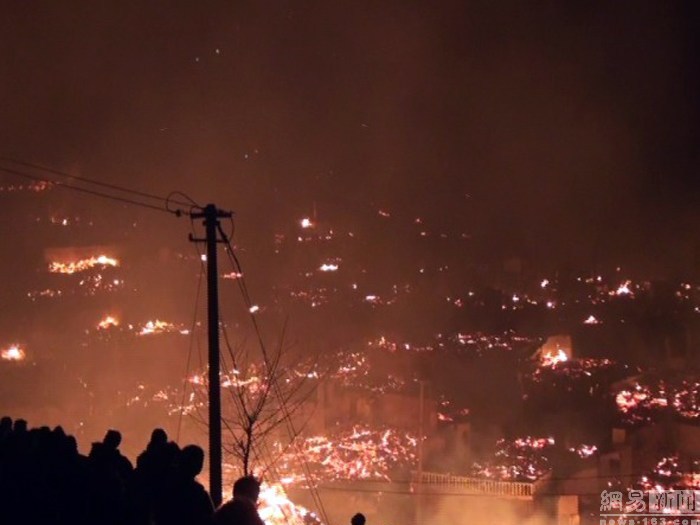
[190,203,232,507]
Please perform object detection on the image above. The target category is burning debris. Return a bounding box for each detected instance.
[48,255,119,274]
[540,349,569,367]
[326,350,409,394]
[529,357,618,383]
[636,456,700,492]
[614,456,700,518]
[470,436,555,482]
[568,444,598,459]
[1,344,26,362]
[437,399,470,423]
[614,280,634,297]
[275,425,418,484]
[97,315,120,330]
[615,377,700,424]
[138,320,189,336]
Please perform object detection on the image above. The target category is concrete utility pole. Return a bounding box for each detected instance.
[190,203,232,507]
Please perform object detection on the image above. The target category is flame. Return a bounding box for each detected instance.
[300,218,313,229]
[258,483,321,525]
[541,348,568,367]
[138,320,188,336]
[318,263,338,272]
[1,345,26,361]
[583,314,600,325]
[615,280,633,296]
[97,315,119,329]
[48,255,119,274]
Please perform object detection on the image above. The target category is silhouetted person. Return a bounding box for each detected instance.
[214,475,265,525]
[13,418,27,434]
[153,444,213,525]
[87,429,133,525]
[0,416,11,441]
[130,428,178,524]
[53,428,90,525]
[351,512,366,525]
[2,418,31,523]
[103,429,134,480]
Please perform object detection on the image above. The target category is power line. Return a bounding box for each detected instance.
[176,251,206,444]
[0,156,199,210]
[0,166,179,216]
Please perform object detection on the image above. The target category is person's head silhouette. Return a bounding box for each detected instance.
[233,475,261,504]
[351,512,366,525]
[179,444,205,478]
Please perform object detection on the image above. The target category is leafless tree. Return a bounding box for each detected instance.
[219,325,321,477]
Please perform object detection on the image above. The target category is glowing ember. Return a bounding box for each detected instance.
[619,456,700,517]
[49,255,119,274]
[27,288,62,300]
[300,218,313,229]
[471,436,554,481]
[1,345,26,361]
[97,315,119,329]
[583,314,601,325]
[672,381,700,419]
[615,378,700,424]
[276,425,418,483]
[616,387,650,414]
[569,444,598,458]
[541,349,568,367]
[248,305,260,314]
[318,263,338,272]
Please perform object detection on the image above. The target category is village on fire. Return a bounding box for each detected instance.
[1,3,699,524]
[1,177,700,525]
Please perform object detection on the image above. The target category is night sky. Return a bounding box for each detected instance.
[1,1,699,275]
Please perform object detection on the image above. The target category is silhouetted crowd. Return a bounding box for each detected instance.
[0,417,372,525]
[0,416,236,525]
